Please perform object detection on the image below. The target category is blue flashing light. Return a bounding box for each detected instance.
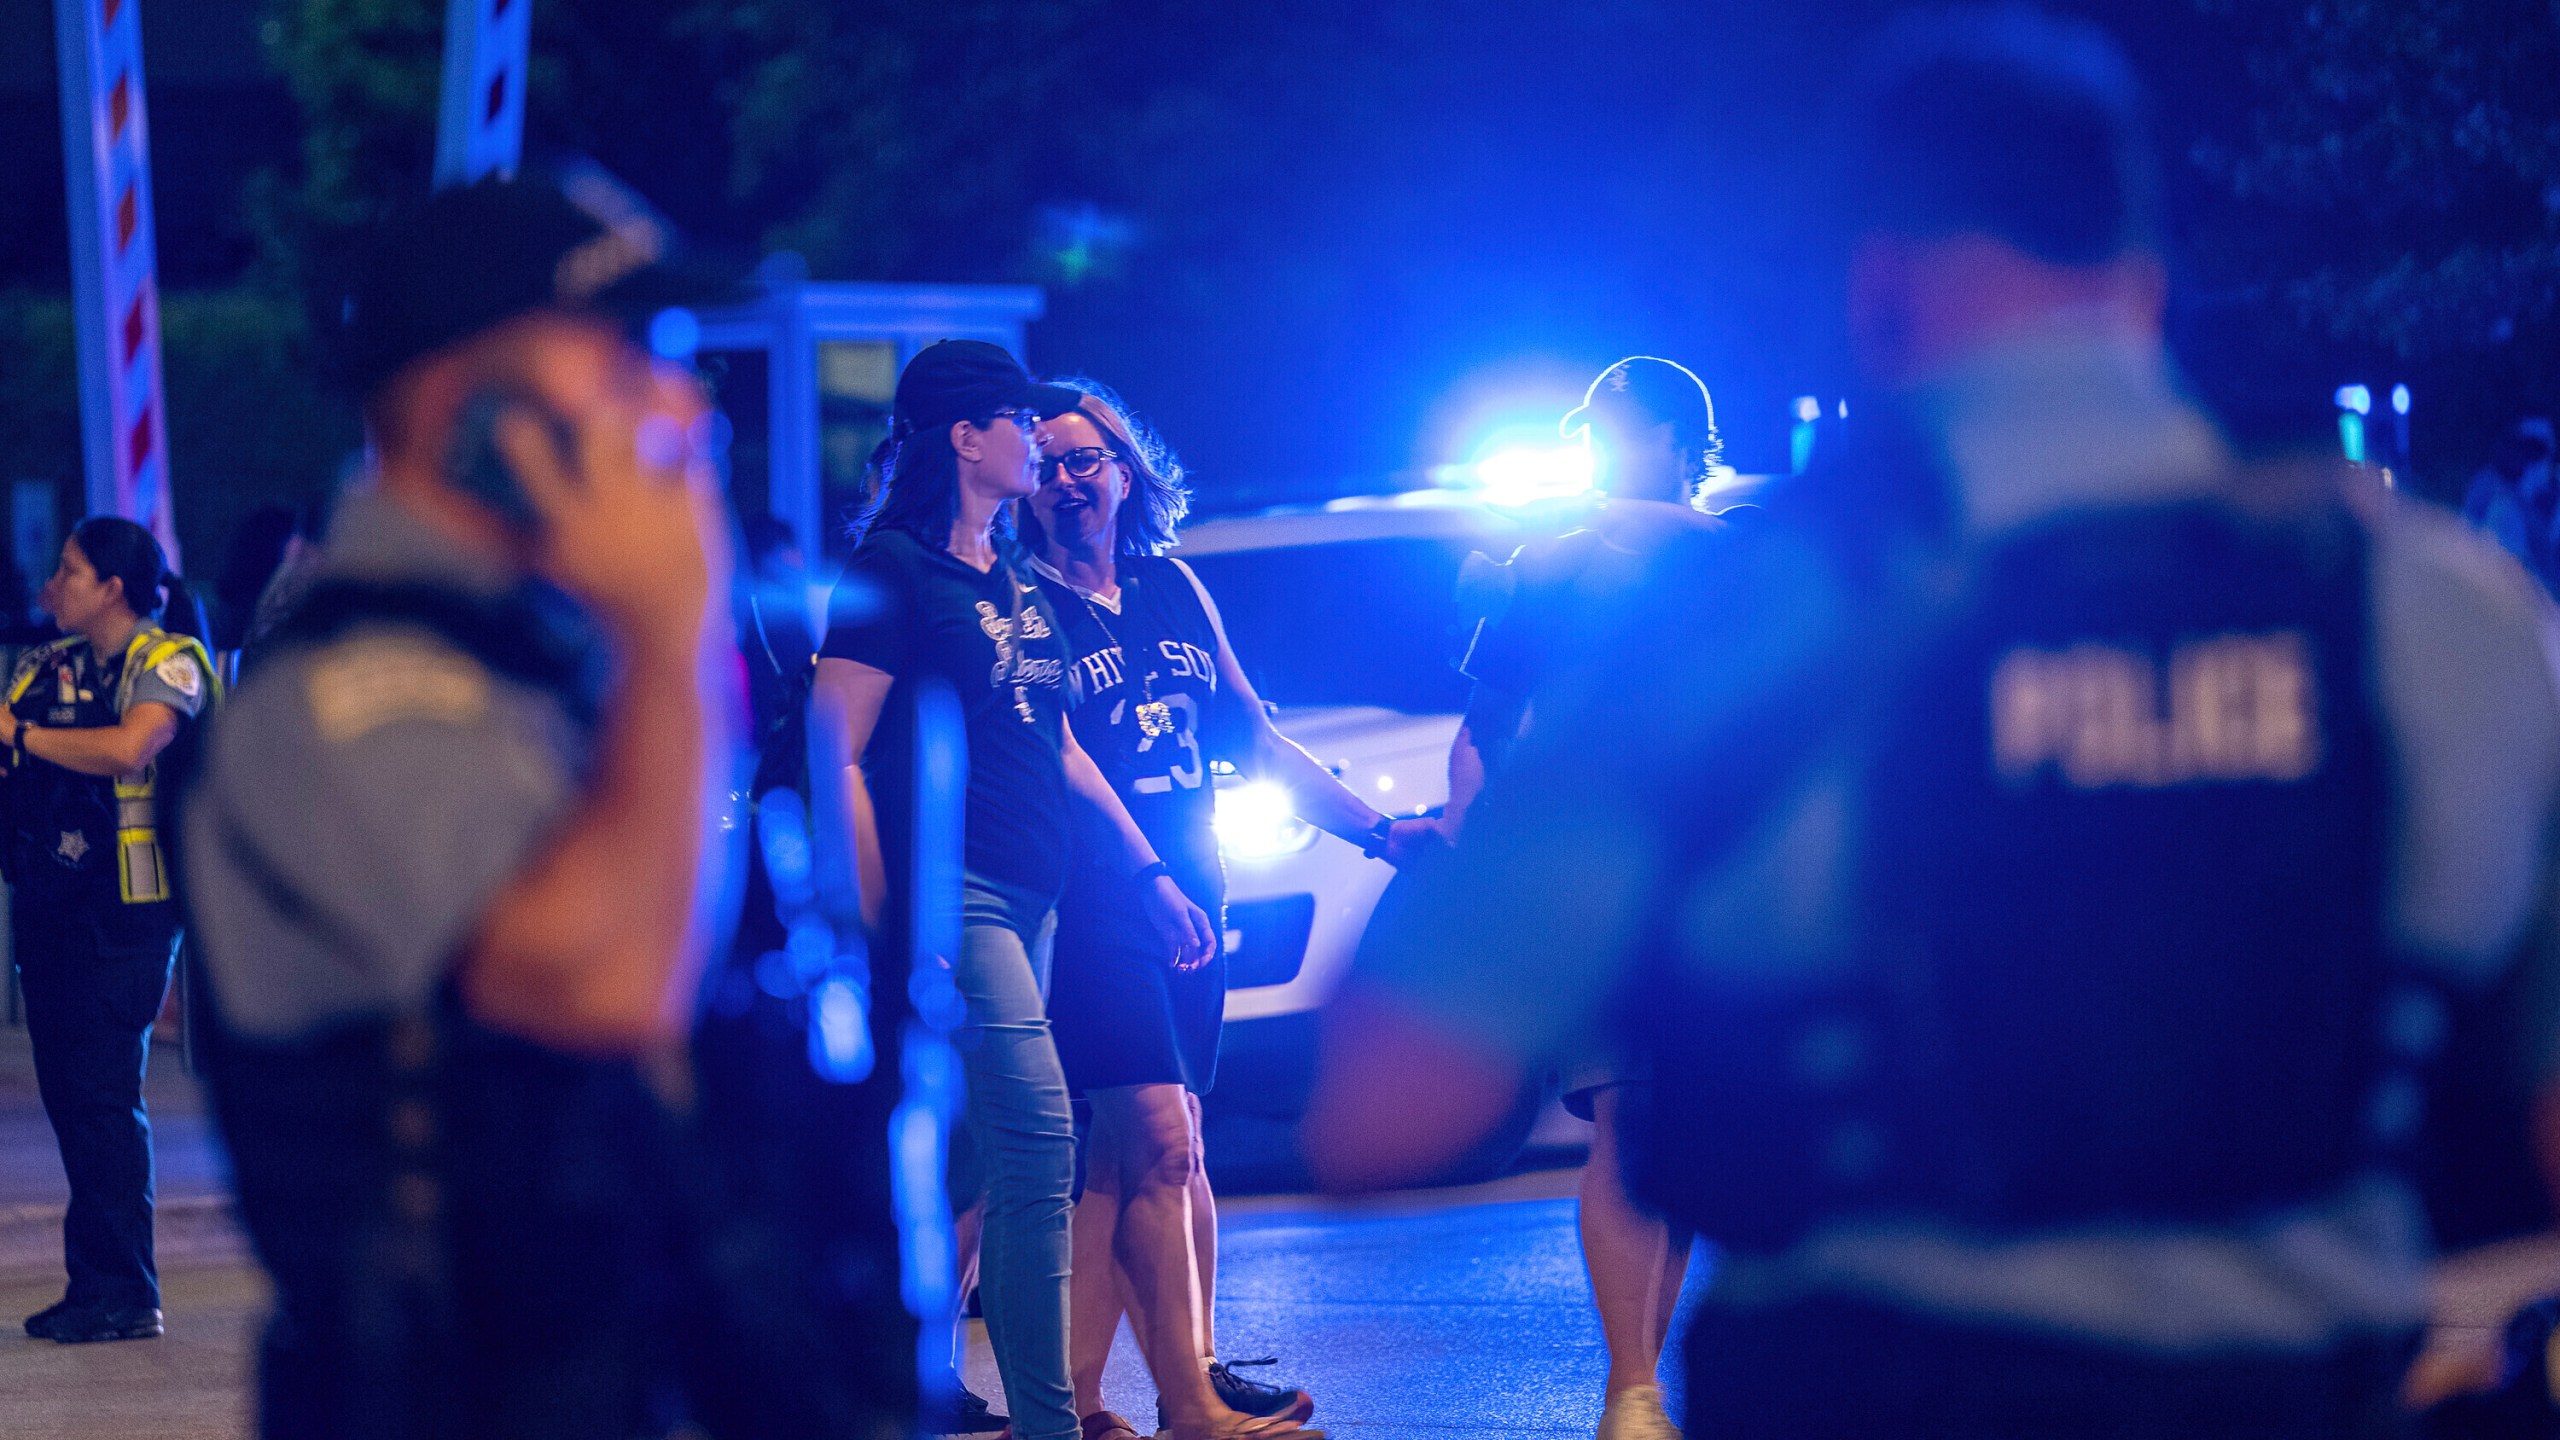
[809,976,874,1083]
[1440,418,1596,506]
[647,306,700,361]
[2335,384,2372,416]
[1793,395,1822,424]
[2391,384,2412,416]
[2339,412,2368,465]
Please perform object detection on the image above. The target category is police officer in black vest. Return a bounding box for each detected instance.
[5,517,216,1344]
[182,177,876,1438]
[1311,9,2560,1437]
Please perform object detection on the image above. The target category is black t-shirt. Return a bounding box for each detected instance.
[1457,528,1660,773]
[1035,556,1248,956]
[821,528,1073,901]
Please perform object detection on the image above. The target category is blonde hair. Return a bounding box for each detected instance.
[1024,379,1192,555]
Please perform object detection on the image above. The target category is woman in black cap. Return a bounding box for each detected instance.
[814,341,1217,1440]
[4,517,216,1345]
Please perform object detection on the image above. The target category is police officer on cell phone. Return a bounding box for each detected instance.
[180,175,863,1439]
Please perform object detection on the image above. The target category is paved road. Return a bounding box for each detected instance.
[0,1170,1642,1440]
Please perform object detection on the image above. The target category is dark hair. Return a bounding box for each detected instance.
[1843,5,2158,265]
[849,412,1016,552]
[69,516,205,642]
[1016,378,1193,557]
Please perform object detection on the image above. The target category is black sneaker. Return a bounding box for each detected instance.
[1160,1357,1315,1432]
[922,1379,1007,1435]
[22,1298,72,1337]
[40,1305,163,1344]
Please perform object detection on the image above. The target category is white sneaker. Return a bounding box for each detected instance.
[1596,1383,1682,1440]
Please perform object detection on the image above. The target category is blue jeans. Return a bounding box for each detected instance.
[953,876,1075,1440]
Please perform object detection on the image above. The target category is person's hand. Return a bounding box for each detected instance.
[1142,874,1218,972]
[499,361,730,656]
[1378,816,1447,869]
[0,708,19,750]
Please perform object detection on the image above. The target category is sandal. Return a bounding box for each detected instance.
[1083,1414,1142,1440]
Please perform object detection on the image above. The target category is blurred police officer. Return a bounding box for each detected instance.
[1438,355,1729,1440]
[181,176,779,1438]
[1311,9,2560,1438]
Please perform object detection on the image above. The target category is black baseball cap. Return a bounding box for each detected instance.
[324,168,746,398]
[1559,356,1719,440]
[893,340,1085,437]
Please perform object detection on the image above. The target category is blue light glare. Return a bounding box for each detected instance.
[2391,384,2412,416]
[2335,384,2372,416]
[647,306,701,361]
[1437,418,1595,506]
[809,976,874,1083]
[1794,395,1822,423]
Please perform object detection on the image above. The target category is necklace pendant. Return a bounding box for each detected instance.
[1135,700,1175,738]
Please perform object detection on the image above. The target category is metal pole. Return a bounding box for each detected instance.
[434,0,533,189]
[52,0,178,564]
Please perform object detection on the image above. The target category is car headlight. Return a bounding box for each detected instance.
[1214,780,1318,860]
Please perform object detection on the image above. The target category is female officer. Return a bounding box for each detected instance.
[3,516,216,1344]
[812,342,1219,1440]
[1024,383,1432,1440]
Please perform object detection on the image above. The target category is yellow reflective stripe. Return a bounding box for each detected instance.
[117,827,169,905]
[6,640,71,706]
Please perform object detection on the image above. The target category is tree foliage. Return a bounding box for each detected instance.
[2197,0,2560,357]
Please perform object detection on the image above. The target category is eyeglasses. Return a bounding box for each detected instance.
[1040,446,1121,481]
[989,408,1045,431]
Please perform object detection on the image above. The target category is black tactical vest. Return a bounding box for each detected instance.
[1631,492,2417,1251]
[205,577,894,1438]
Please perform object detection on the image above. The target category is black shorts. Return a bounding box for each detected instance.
[1047,936,1225,1096]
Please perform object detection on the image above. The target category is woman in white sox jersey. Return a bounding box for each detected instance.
[1025,383,1433,1440]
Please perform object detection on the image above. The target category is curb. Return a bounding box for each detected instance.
[0,1192,248,1283]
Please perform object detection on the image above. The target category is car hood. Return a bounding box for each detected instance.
[1267,705,1461,762]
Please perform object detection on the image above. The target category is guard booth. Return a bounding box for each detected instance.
[695,281,1048,571]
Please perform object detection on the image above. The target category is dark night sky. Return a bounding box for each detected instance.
[0,1,2521,523]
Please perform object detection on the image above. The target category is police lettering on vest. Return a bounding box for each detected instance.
[1630,496,2406,1252]
[1989,631,2319,790]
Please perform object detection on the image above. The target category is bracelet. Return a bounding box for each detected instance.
[1132,860,1172,887]
[1358,816,1395,858]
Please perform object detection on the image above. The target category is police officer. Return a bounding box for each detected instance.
[5,516,215,1344]
[1310,9,2560,1437]
[180,176,773,1438]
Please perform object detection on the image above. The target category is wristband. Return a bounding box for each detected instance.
[1358,816,1395,859]
[1132,860,1173,887]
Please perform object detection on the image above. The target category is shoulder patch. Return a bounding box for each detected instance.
[304,637,492,744]
[153,651,203,699]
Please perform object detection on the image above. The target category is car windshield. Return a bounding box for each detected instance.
[1182,536,1478,714]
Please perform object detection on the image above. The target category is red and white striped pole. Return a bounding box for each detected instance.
[52,0,177,565]
[435,0,533,190]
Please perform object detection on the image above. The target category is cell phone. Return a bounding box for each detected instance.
[447,389,578,538]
